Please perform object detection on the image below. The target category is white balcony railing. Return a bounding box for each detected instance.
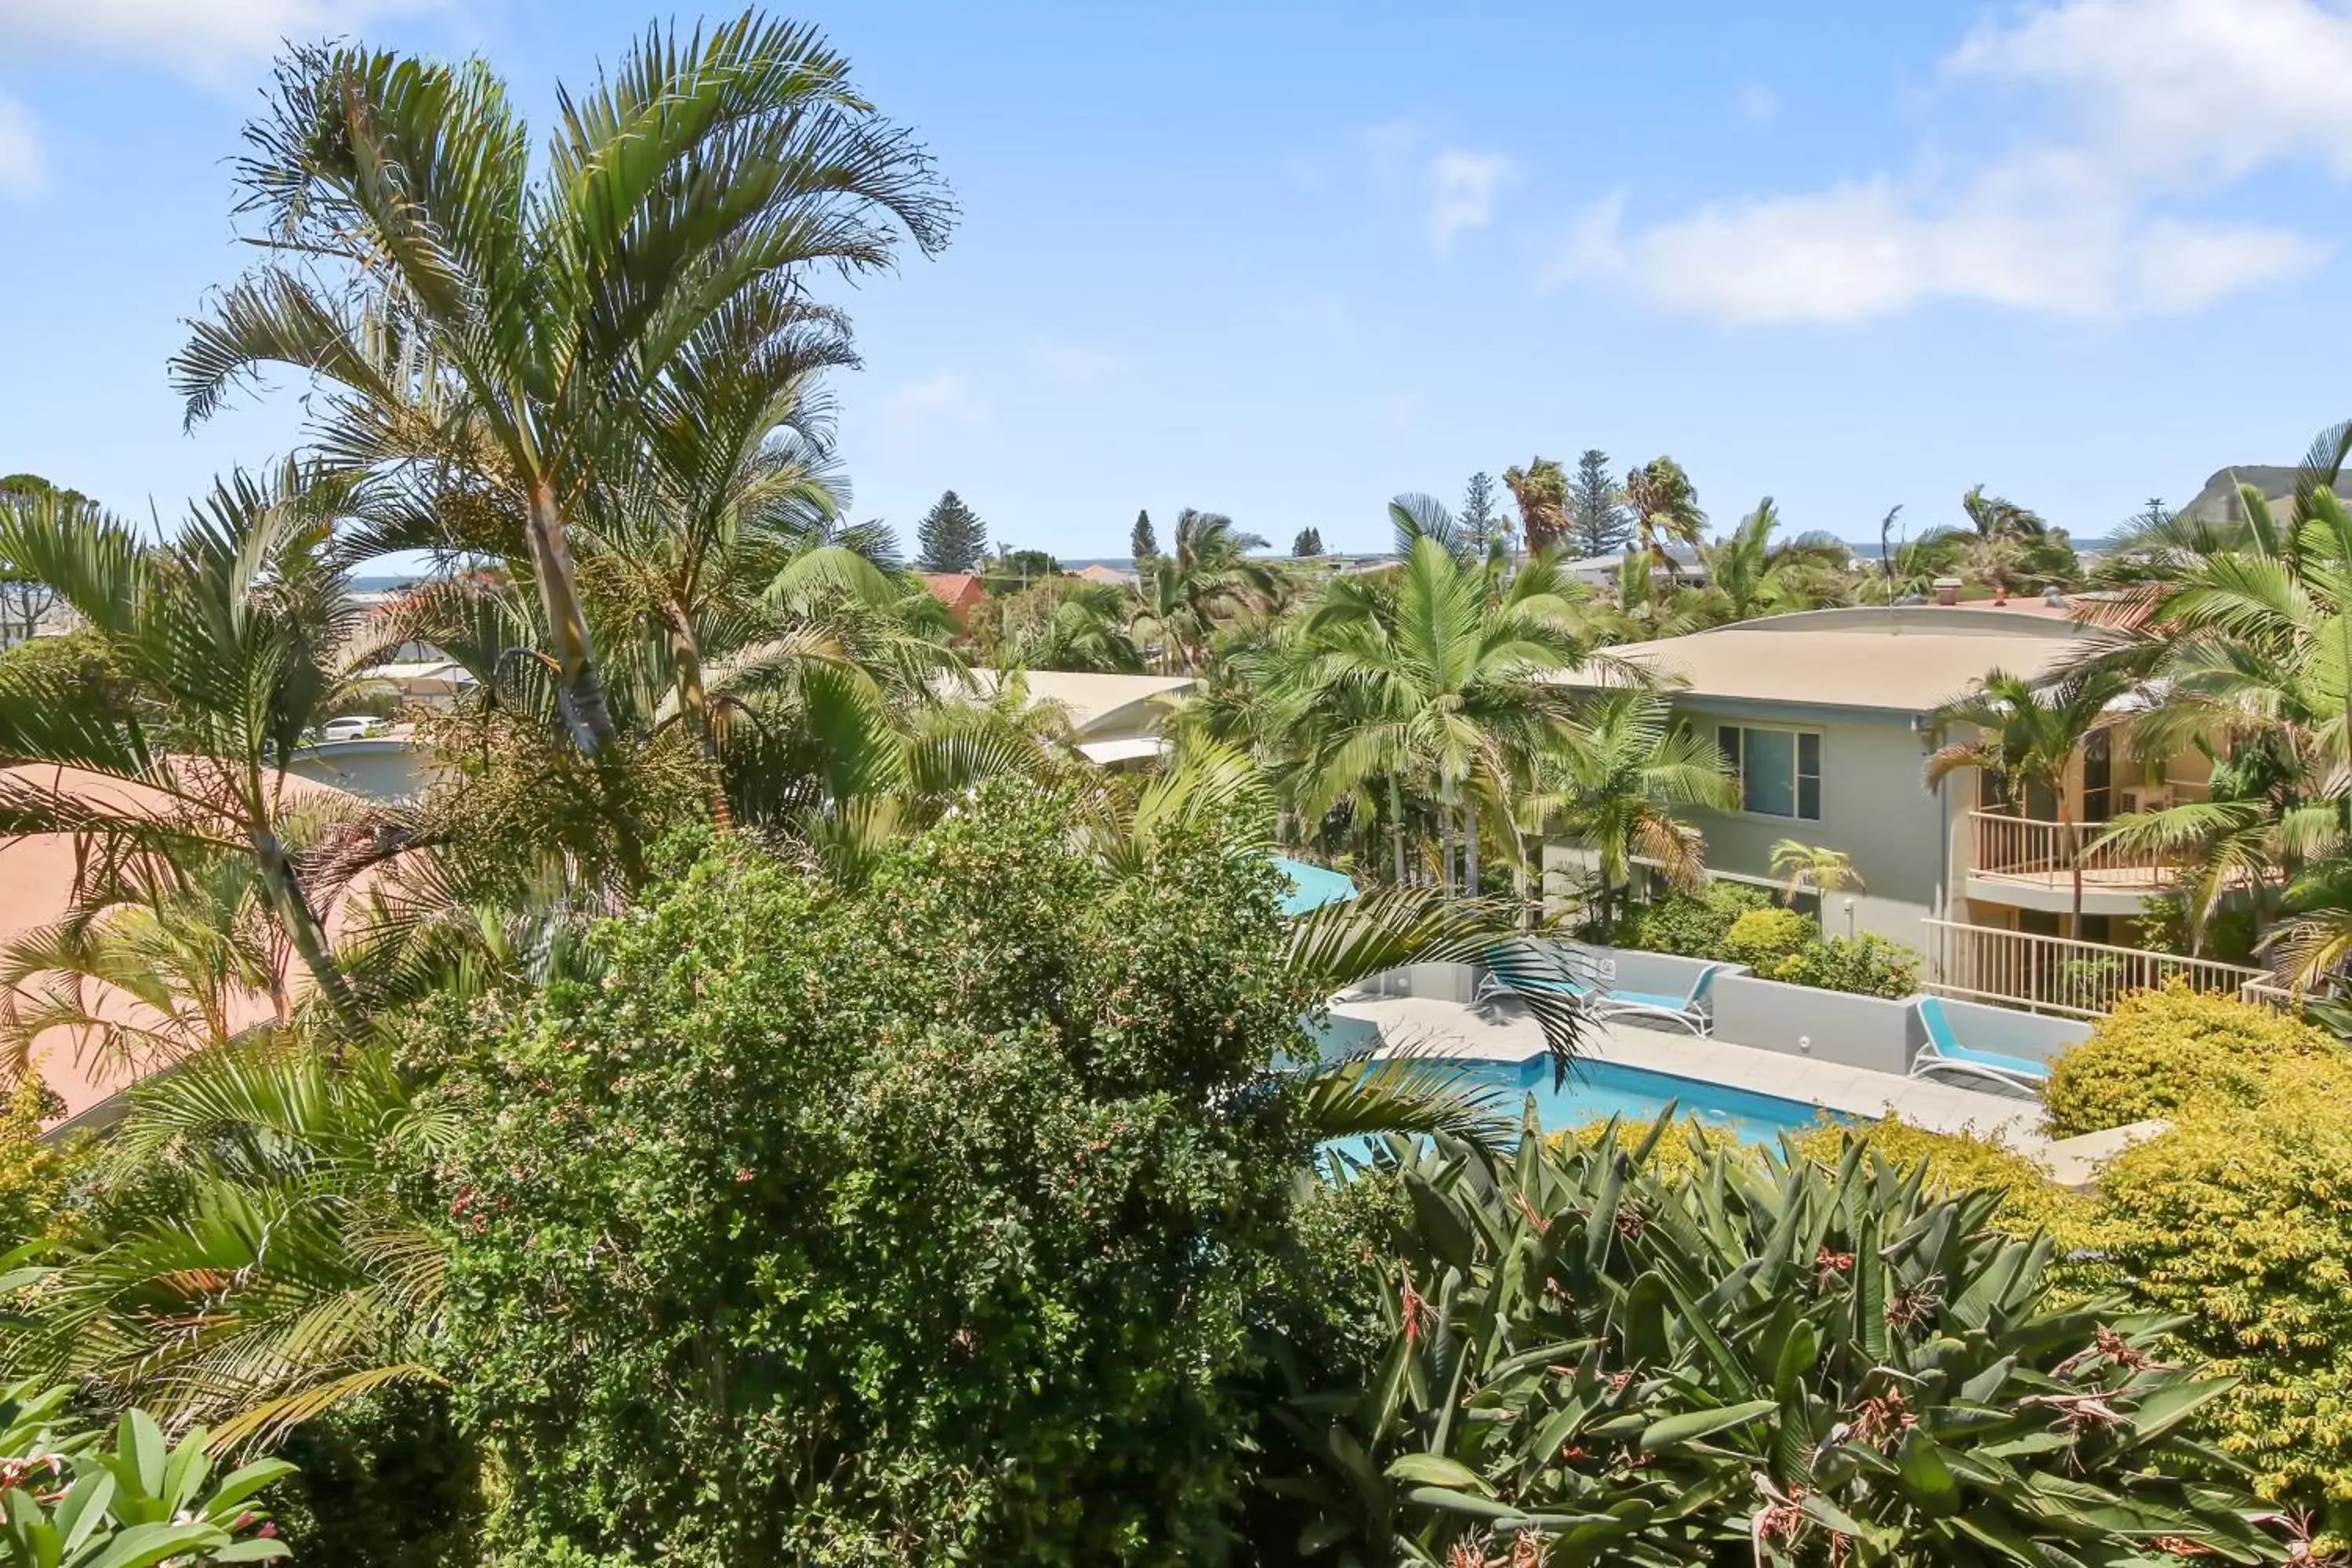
[1921,917,2267,1018]
[1967,811,2172,888]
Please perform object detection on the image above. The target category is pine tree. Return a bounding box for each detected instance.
[1130,509,1158,565]
[1291,527,1324,557]
[916,490,987,573]
[1461,472,1502,551]
[1570,449,1631,557]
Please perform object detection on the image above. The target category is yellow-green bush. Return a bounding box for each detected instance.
[1721,906,1813,971]
[1559,1116,1751,1185]
[2043,982,2339,1137]
[0,1073,73,1244]
[2090,1055,2352,1528]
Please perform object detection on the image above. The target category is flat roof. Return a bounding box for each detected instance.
[942,670,1197,736]
[1559,606,2086,715]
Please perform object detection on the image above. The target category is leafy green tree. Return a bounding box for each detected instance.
[916,489,987,572]
[1131,507,1158,565]
[1569,447,1629,557]
[1502,456,1568,553]
[1291,527,1323,557]
[172,19,953,757]
[432,791,1319,1563]
[1460,471,1504,554]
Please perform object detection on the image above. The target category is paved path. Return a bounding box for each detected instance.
[1330,994,2046,1145]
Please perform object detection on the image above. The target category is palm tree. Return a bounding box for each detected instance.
[2067,470,2352,978]
[985,579,1143,673]
[1501,459,1569,554]
[1517,689,1735,938]
[0,473,395,1022]
[1623,456,1705,568]
[1769,840,1864,899]
[0,1040,456,1448]
[170,19,954,757]
[1929,666,2139,928]
[1287,528,1591,895]
[1696,498,1852,623]
[1133,510,1273,674]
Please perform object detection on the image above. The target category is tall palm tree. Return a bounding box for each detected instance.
[170,18,954,757]
[1133,510,1273,674]
[1287,532,1590,895]
[1516,689,1735,938]
[2067,471,2352,978]
[1623,456,1705,568]
[0,474,394,1022]
[1929,666,2139,928]
[1696,498,1851,623]
[1501,459,1569,554]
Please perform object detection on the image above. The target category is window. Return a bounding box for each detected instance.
[1717,724,1822,821]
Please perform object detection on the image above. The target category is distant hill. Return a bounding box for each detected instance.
[2180,464,2302,524]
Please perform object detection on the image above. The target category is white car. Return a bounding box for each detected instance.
[319,717,379,742]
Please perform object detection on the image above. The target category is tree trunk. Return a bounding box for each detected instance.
[1438,811,1454,898]
[2063,796,2084,931]
[1388,777,1408,887]
[666,608,733,833]
[253,830,358,1026]
[1464,804,1481,898]
[525,481,619,756]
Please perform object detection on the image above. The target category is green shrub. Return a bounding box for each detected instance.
[437,785,1312,1566]
[1258,1128,2274,1563]
[2092,1055,2352,1531]
[1613,880,1768,956]
[1762,932,1920,998]
[1720,906,1813,970]
[2043,980,2339,1138]
[2133,891,2261,967]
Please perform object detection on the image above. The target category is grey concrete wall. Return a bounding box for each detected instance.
[1711,973,1918,1076]
[1669,699,1945,944]
[1933,995,2091,1066]
[1306,1011,1385,1062]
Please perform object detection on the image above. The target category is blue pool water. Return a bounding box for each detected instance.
[1388,1054,1836,1144]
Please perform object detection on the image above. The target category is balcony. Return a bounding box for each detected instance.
[1964,811,2180,916]
[1922,917,2268,1018]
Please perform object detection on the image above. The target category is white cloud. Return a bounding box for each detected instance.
[1553,0,2347,323]
[1736,85,1780,125]
[1427,149,1512,256]
[884,372,982,429]
[0,0,451,77]
[0,92,45,198]
[1029,341,1124,387]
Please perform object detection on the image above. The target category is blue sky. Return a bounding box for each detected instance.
[3,1,2350,557]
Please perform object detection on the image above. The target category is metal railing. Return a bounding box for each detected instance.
[1921,917,2266,1018]
[1966,811,2169,885]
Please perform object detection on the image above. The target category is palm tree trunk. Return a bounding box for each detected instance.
[1388,777,1408,887]
[2063,796,2085,931]
[252,830,357,1026]
[666,608,733,833]
[1439,811,1454,897]
[1464,804,1480,898]
[524,481,619,756]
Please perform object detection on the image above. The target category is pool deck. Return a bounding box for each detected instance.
[1333,995,2047,1146]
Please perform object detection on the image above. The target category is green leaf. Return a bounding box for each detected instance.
[1384,1453,1493,1497]
[120,1410,165,1500]
[1404,1171,1475,1276]
[1639,1399,1777,1452]
[198,1459,296,1523]
[82,1522,229,1568]
[1895,1428,1962,1516]
[208,1542,293,1563]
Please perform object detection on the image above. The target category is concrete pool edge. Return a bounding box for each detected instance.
[1338,996,2047,1148]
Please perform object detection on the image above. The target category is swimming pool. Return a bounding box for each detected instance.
[1413,1054,1834,1142]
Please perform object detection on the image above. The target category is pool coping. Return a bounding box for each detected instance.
[1334,996,2047,1147]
